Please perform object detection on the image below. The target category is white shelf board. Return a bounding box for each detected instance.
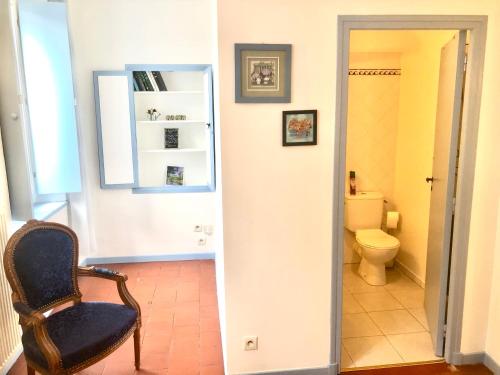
[137,120,207,127]
[140,148,207,153]
[134,90,204,95]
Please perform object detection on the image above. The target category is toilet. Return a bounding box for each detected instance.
[345,192,400,286]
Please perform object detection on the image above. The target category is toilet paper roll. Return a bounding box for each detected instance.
[386,211,399,229]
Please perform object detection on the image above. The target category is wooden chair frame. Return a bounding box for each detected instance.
[3,220,142,375]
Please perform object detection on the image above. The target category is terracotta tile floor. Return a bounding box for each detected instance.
[8,260,224,375]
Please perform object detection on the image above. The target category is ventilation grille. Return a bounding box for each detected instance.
[0,214,21,370]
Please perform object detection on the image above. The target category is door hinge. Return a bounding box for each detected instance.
[443,324,447,335]
[452,197,456,214]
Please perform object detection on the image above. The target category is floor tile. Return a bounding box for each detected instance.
[341,345,355,368]
[343,336,403,367]
[384,269,423,291]
[200,365,225,375]
[343,293,364,314]
[342,312,382,338]
[368,309,427,335]
[389,288,425,309]
[387,332,442,362]
[408,308,430,331]
[6,260,223,375]
[344,271,385,294]
[352,291,404,312]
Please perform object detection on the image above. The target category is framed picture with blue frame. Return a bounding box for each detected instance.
[235,43,291,103]
[282,110,317,146]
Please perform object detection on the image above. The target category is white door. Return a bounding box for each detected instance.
[424,30,466,357]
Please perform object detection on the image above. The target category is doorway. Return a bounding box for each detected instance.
[341,29,465,369]
[331,16,487,374]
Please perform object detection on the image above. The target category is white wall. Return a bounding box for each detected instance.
[346,53,401,203]
[217,1,500,373]
[66,0,217,259]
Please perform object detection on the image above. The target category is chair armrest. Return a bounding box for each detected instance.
[77,267,142,324]
[78,266,128,281]
[13,301,45,326]
[12,301,62,372]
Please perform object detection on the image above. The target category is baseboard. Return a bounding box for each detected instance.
[484,353,500,375]
[452,351,500,374]
[237,364,335,375]
[84,252,215,265]
[0,344,22,375]
[452,351,485,365]
[394,260,425,288]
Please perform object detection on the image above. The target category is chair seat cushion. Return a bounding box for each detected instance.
[22,302,137,370]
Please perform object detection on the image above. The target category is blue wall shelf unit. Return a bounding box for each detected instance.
[94,64,215,193]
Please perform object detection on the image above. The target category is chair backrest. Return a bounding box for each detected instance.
[3,220,81,312]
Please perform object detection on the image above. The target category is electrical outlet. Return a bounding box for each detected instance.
[194,225,203,232]
[198,238,206,246]
[243,336,258,351]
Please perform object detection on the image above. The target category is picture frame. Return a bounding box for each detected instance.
[235,43,292,103]
[166,166,184,185]
[282,110,317,146]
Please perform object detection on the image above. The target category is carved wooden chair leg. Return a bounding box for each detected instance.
[134,328,141,370]
[27,365,35,375]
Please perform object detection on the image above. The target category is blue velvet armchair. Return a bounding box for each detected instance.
[3,220,142,375]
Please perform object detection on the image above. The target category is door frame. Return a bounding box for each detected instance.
[331,15,487,373]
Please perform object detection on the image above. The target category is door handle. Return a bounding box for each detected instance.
[426,177,434,183]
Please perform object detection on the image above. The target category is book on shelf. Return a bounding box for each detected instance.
[132,71,152,91]
[146,71,159,91]
[166,166,184,186]
[152,71,168,91]
[164,128,179,148]
[132,71,146,91]
[143,71,155,91]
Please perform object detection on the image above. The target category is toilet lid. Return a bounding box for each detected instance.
[356,229,400,250]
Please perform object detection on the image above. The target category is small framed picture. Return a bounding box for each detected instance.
[164,128,179,149]
[282,110,317,146]
[166,166,184,185]
[235,43,291,103]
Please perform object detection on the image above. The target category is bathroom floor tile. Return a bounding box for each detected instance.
[408,308,430,331]
[342,312,382,338]
[352,291,404,312]
[343,293,364,314]
[341,345,355,369]
[368,309,427,335]
[389,288,425,309]
[384,269,423,291]
[344,272,385,294]
[343,336,403,367]
[387,332,442,362]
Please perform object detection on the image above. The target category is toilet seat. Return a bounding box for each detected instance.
[356,229,400,250]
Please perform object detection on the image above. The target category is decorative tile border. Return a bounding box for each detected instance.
[349,69,401,76]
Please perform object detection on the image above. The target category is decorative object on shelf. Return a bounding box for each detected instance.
[235,43,291,103]
[282,110,317,146]
[165,114,187,121]
[166,166,184,185]
[164,128,179,149]
[147,108,161,121]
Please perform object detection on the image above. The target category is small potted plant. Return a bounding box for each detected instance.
[147,108,161,121]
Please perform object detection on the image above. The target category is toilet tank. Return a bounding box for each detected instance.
[344,192,384,232]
